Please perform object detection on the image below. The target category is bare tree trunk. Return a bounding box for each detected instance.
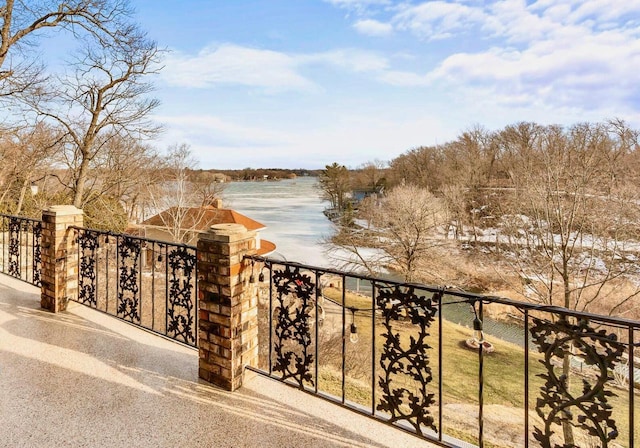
[0,183,11,207]
[561,355,575,445]
[73,156,90,208]
[471,213,478,243]
[14,177,28,214]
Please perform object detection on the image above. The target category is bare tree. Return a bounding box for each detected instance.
[189,170,226,207]
[329,184,449,282]
[443,126,494,191]
[0,0,134,97]
[84,135,164,229]
[441,183,466,240]
[496,122,640,314]
[0,122,60,214]
[146,144,210,244]
[352,159,387,191]
[85,135,159,206]
[494,122,640,445]
[388,145,444,192]
[23,27,162,207]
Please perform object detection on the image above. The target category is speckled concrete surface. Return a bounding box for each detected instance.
[0,275,436,448]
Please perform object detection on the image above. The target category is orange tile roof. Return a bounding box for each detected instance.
[258,239,276,256]
[141,206,266,232]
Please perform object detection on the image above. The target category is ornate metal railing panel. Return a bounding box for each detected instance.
[78,229,99,307]
[166,245,197,345]
[530,317,626,448]
[71,226,198,347]
[245,255,640,448]
[0,214,42,287]
[376,286,439,436]
[271,265,316,388]
[117,235,142,323]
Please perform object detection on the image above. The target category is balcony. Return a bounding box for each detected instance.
[1,210,638,448]
[0,275,433,448]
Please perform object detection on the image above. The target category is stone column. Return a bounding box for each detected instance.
[197,223,259,391]
[40,205,83,313]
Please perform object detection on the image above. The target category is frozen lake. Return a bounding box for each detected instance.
[223,177,335,267]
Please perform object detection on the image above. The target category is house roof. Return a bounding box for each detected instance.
[131,206,276,255]
[140,206,266,232]
[258,239,276,256]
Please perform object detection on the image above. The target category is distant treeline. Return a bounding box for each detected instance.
[194,168,321,181]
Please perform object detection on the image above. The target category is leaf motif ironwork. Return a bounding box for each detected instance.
[78,230,98,307]
[8,217,20,278]
[530,316,625,448]
[271,265,315,388]
[117,236,141,322]
[376,286,438,435]
[32,221,42,287]
[166,246,196,345]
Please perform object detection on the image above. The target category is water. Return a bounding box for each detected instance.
[223,177,335,267]
[223,179,640,386]
[224,178,528,345]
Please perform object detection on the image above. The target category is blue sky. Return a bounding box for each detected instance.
[49,1,640,169]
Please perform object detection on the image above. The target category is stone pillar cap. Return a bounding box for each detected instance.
[200,223,254,243]
[209,223,247,234]
[44,205,83,215]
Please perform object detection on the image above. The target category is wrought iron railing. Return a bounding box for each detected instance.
[70,226,198,347]
[245,255,640,448]
[0,213,42,287]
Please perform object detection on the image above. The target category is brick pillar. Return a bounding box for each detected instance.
[197,223,259,391]
[40,205,83,312]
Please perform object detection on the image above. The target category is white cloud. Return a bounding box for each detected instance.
[540,4,572,22]
[325,0,389,5]
[153,112,455,169]
[376,70,430,86]
[332,1,640,44]
[156,1,640,169]
[154,114,296,152]
[530,0,640,24]
[423,25,640,112]
[162,44,390,91]
[329,0,640,117]
[353,19,393,36]
[484,0,558,43]
[324,0,391,13]
[392,1,487,40]
[303,49,389,72]
[162,44,315,92]
[153,114,301,168]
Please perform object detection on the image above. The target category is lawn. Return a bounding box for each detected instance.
[305,288,639,447]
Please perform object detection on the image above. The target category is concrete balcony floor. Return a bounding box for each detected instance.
[0,275,435,448]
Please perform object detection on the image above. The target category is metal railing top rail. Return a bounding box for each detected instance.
[69,226,198,250]
[0,213,42,223]
[245,254,640,330]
